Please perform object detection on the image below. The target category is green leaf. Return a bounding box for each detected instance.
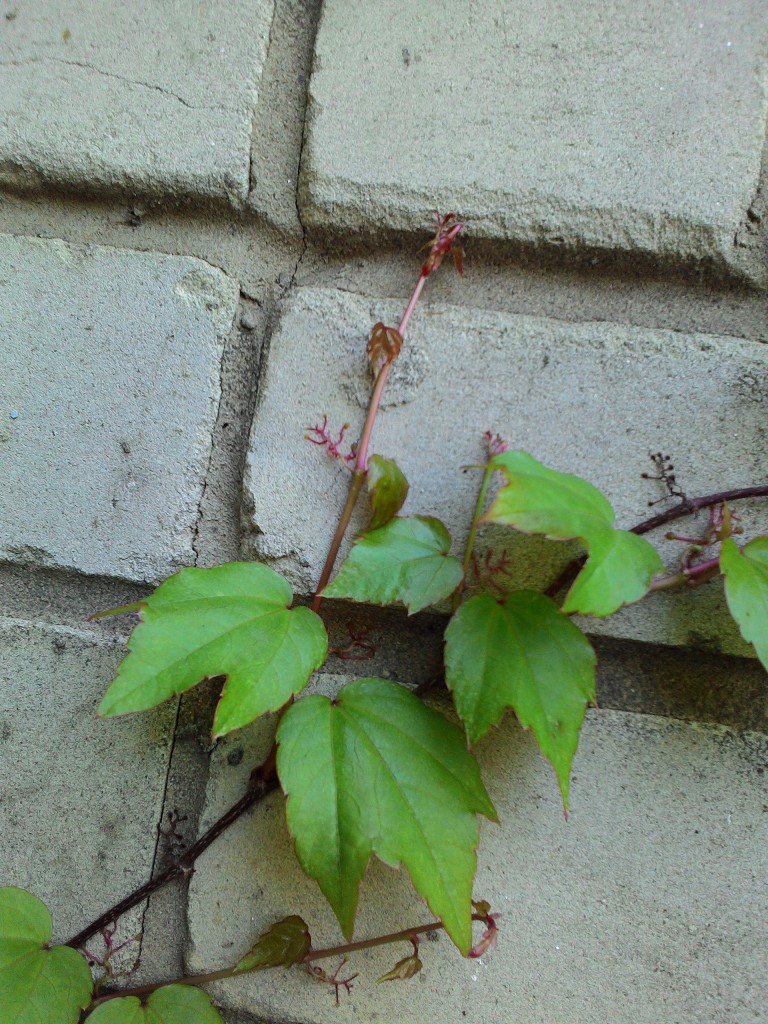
[484,452,662,616]
[276,678,497,954]
[322,516,463,614]
[721,537,768,670]
[0,887,93,1024]
[234,915,311,973]
[484,451,613,542]
[98,563,327,737]
[562,528,664,617]
[86,985,224,1023]
[366,455,409,530]
[444,594,595,808]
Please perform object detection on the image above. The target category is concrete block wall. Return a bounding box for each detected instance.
[1,1,766,1021]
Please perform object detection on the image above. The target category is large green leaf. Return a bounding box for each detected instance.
[276,679,497,954]
[444,593,595,808]
[721,537,768,670]
[322,516,464,614]
[86,985,224,1023]
[562,528,664,617]
[98,563,327,737]
[234,915,311,973]
[0,887,93,1024]
[484,451,613,541]
[366,455,409,530]
[484,452,661,616]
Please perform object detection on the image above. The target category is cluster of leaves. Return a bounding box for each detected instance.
[6,448,767,1021]
[91,449,767,956]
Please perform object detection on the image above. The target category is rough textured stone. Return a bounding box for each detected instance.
[0,0,274,204]
[0,617,174,951]
[0,233,237,583]
[187,673,768,1023]
[302,0,768,281]
[243,287,768,657]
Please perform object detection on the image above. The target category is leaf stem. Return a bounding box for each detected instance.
[86,914,489,1008]
[453,462,495,611]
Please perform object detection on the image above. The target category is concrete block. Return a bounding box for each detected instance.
[0,233,237,583]
[0,617,174,951]
[244,287,768,657]
[186,673,768,1023]
[302,1,768,281]
[0,0,274,204]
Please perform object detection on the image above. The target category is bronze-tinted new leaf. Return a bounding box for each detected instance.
[234,915,311,973]
[368,322,403,372]
[376,955,423,983]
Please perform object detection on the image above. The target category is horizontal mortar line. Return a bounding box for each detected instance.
[0,57,238,114]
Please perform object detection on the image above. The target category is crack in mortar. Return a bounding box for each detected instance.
[0,57,233,113]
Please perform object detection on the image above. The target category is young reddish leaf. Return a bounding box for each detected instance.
[376,955,423,983]
[85,985,224,1023]
[322,516,464,614]
[721,536,768,670]
[483,451,613,542]
[444,593,595,809]
[97,563,327,737]
[234,915,311,973]
[366,454,409,530]
[367,322,403,372]
[562,528,664,617]
[0,887,93,1024]
[276,679,497,954]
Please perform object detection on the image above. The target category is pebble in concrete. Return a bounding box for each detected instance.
[186,673,767,1023]
[243,287,768,657]
[0,617,174,953]
[302,0,768,281]
[0,0,275,204]
[0,233,237,583]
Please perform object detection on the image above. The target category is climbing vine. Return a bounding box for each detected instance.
[3,215,767,1023]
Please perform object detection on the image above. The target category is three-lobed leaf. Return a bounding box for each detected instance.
[0,887,93,1024]
[98,563,327,737]
[85,985,224,1023]
[484,452,662,616]
[445,593,596,808]
[721,537,768,670]
[322,516,463,614]
[276,678,497,954]
[366,455,409,530]
[234,915,311,973]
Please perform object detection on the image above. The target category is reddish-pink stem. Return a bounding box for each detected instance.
[354,273,427,473]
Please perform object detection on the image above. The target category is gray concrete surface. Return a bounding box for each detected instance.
[0,616,174,963]
[244,286,768,657]
[187,674,768,1023]
[302,0,768,283]
[0,233,236,583]
[0,0,274,205]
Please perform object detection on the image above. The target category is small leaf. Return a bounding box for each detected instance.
[367,322,403,370]
[483,451,613,542]
[366,455,409,530]
[376,955,423,983]
[98,563,327,737]
[562,528,664,617]
[323,516,464,614]
[276,679,497,954]
[721,537,768,670]
[0,887,93,1024]
[86,985,224,1023]
[445,593,595,808]
[234,915,311,973]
